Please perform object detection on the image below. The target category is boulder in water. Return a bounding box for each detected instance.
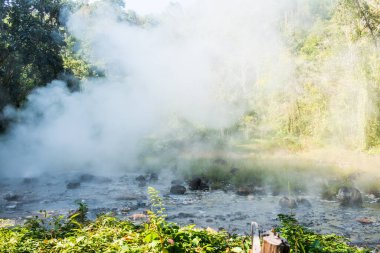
[135,175,146,182]
[135,173,158,183]
[148,172,158,182]
[170,185,186,195]
[337,187,362,207]
[188,177,209,191]
[4,192,22,201]
[279,196,298,208]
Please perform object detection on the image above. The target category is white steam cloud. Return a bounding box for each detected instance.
[0,0,292,176]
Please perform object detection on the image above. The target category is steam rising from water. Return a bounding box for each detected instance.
[0,0,292,176]
[1,0,377,178]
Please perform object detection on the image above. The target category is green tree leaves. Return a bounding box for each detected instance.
[0,0,65,108]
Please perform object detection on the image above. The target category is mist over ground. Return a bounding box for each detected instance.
[0,0,379,183]
[0,0,290,176]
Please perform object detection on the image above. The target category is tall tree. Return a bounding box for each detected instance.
[0,0,64,109]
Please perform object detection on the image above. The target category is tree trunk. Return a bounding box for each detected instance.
[261,232,290,253]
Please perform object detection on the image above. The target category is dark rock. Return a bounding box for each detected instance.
[170,185,186,195]
[66,182,80,189]
[135,175,146,182]
[78,174,111,184]
[206,218,214,222]
[135,173,158,183]
[337,187,363,207]
[236,187,252,196]
[4,192,22,201]
[136,201,146,208]
[188,177,209,191]
[148,172,158,182]
[279,196,298,208]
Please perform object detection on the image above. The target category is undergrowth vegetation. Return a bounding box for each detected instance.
[0,188,372,253]
[0,188,250,253]
[277,214,370,253]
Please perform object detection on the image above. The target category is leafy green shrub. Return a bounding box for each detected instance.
[0,188,251,253]
[277,214,370,253]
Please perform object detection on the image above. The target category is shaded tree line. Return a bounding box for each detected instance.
[0,0,64,109]
[0,0,93,132]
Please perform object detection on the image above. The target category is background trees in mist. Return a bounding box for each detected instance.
[1,0,380,152]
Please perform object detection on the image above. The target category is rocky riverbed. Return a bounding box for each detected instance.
[0,171,379,249]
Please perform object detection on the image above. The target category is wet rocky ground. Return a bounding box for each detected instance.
[0,171,379,249]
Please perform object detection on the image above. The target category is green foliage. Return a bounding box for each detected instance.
[0,0,65,108]
[0,189,250,253]
[0,0,96,130]
[61,32,103,81]
[334,0,380,42]
[278,214,370,253]
[285,83,329,139]
[0,190,372,253]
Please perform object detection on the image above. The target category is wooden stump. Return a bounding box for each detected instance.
[261,232,290,253]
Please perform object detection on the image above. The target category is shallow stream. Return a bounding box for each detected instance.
[0,171,379,248]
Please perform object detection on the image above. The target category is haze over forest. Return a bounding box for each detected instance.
[1,0,380,177]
